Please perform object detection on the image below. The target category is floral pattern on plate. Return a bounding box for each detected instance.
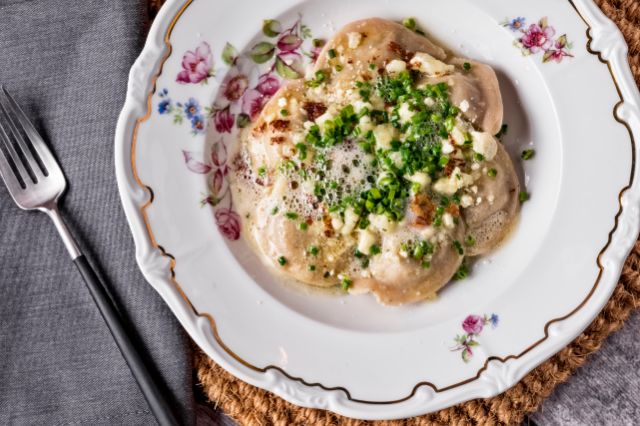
[156,16,319,240]
[502,17,573,63]
[176,41,215,84]
[157,90,206,135]
[452,313,499,362]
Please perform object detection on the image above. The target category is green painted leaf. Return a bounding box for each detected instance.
[542,50,553,63]
[462,348,471,363]
[262,19,282,37]
[222,42,237,65]
[300,24,312,39]
[275,56,301,79]
[468,340,480,347]
[539,17,548,28]
[556,34,568,48]
[202,195,221,207]
[250,42,275,63]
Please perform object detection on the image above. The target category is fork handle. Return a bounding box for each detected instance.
[74,255,180,426]
[46,207,179,426]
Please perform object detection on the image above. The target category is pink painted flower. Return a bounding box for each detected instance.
[210,139,227,167]
[211,169,224,196]
[222,73,249,102]
[215,208,241,240]
[462,315,484,335]
[521,24,556,53]
[182,150,212,174]
[242,89,268,120]
[177,42,213,84]
[213,106,234,133]
[255,74,280,96]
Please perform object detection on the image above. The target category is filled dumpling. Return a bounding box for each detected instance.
[230,18,520,305]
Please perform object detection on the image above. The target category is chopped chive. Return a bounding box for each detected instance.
[341,276,352,291]
[453,263,469,280]
[519,191,530,203]
[270,206,279,215]
[453,240,464,255]
[308,264,316,272]
[495,124,508,139]
[402,17,417,31]
[258,166,266,177]
[369,63,376,70]
[328,48,337,59]
[444,116,456,131]
[277,256,286,266]
[521,149,535,160]
[306,70,327,88]
[474,153,485,162]
[295,143,307,160]
[285,212,298,220]
[299,222,308,231]
[463,62,472,71]
[370,245,381,255]
[312,38,324,48]
[335,64,343,72]
[308,245,319,256]
[421,261,431,269]
[280,109,289,117]
[465,235,476,247]
[487,168,498,178]
[412,244,423,259]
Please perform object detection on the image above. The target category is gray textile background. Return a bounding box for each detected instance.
[0,1,194,425]
[531,310,640,425]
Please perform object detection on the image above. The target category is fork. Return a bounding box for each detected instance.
[0,86,179,426]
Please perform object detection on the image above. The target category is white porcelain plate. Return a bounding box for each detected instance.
[115,0,640,419]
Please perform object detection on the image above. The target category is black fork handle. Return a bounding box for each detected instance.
[74,255,180,426]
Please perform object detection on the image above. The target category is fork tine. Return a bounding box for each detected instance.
[0,138,25,192]
[0,86,59,177]
[0,88,45,180]
[0,117,31,187]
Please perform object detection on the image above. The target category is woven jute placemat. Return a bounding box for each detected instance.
[148,0,640,424]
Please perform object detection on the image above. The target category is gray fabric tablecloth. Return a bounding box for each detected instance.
[531,310,640,425]
[0,1,194,424]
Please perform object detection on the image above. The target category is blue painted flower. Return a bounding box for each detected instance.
[508,17,526,31]
[158,99,171,114]
[489,313,499,328]
[184,98,200,119]
[162,88,168,96]
[191,114,205,133]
